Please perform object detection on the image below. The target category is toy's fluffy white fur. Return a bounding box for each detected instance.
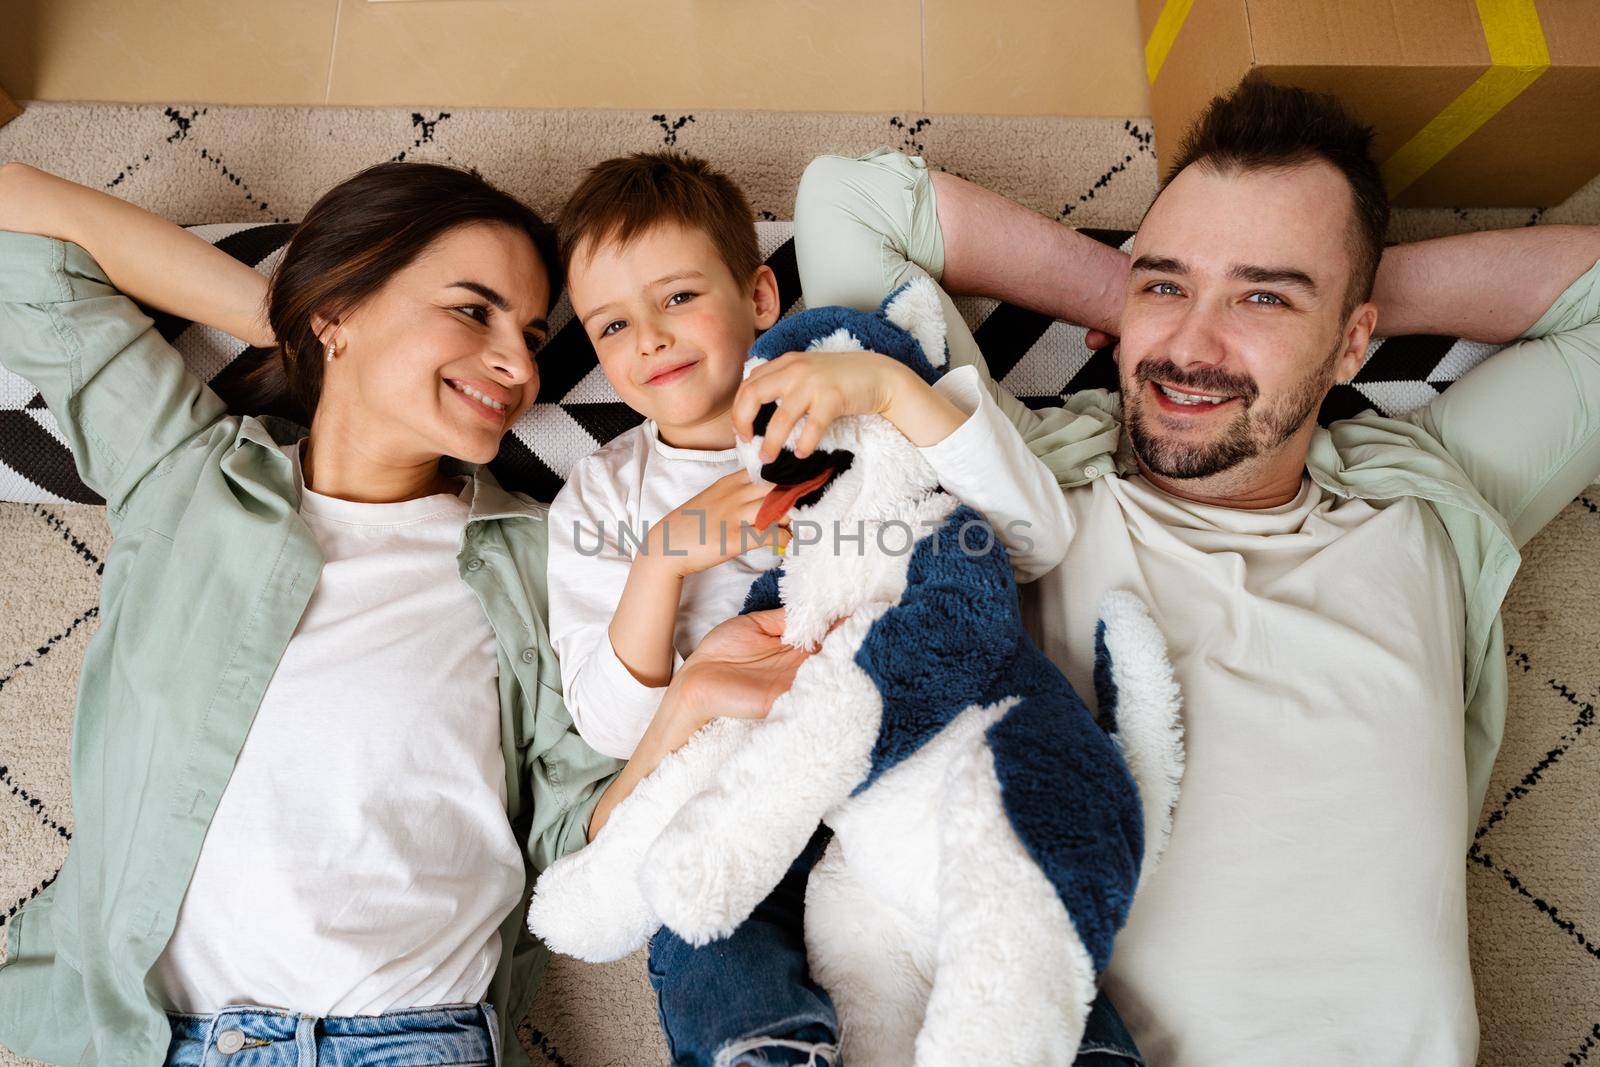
[642,604,892,942]
[527,716,757,962]
[920,714,1098,1065]
[1096,589,1186,884]
[880,277,949,370]
[529,278,1183,1064]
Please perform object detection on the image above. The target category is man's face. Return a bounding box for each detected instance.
[1118,160,1372,483]
[568,222,778,446]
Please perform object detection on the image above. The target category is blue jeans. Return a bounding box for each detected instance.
[647,829,1143,1066]
[163,1002,499,1066]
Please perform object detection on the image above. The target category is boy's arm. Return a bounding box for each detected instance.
[916,364,1076,580]
[547,466,682,760]
[0,163,273,346]
[549,462,782,759]
[607,470,776,689]
[793,150,1122,492]
[733,353,1074,581]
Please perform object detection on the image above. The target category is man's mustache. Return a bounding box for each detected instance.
[1132,357,1259,403]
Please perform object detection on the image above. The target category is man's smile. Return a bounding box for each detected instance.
[1147,379,1243,415]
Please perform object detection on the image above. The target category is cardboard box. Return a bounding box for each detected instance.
[1139,0,1600,207]
[0,86,20,130]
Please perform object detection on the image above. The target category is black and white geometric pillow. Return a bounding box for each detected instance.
[0,222,1503,505]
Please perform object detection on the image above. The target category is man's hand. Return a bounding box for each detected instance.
[1084,329,1119,353]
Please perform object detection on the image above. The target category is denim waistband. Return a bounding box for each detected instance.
[164,1001,499,1067]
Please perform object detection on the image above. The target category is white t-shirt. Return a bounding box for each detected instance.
[1034,466,1476,1065]
[151,445,523,1016]
[548,365,1070,759]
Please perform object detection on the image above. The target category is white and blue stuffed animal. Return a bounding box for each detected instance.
[530,278,1184,1065]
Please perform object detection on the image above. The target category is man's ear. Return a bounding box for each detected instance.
[751,265,781,330]
[1336,301,1377,384]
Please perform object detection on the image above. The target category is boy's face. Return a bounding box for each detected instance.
[568,222,779,448]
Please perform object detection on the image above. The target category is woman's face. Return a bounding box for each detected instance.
[319,221,551,466]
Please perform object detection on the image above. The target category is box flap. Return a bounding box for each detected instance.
[1247,0,1490,68]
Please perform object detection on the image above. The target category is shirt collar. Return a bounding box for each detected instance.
[464,465,544,523]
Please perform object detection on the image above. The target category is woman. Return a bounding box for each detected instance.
[0,162,804,1066]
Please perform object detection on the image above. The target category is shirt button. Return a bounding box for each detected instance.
[466,558,484,571]
[215,1029,247,1055]
[1083,464,1100,477]
[521,648,537,663]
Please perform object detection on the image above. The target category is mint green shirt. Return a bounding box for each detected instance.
[0,233,622,1067]
[793,148,1600,831]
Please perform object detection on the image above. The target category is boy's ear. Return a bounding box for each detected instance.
[751,264,781,330]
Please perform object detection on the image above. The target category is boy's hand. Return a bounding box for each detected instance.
[732,351,963,461]
[646,471,787,578]
[733,351,916,462]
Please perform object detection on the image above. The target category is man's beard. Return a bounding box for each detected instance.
[1124,341,1340,480]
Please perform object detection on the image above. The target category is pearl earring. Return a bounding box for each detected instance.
[325,339,336,363]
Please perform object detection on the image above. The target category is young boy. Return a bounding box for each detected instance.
[546,151,1071,1065]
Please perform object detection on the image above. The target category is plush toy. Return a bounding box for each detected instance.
[530,278,1184,1065]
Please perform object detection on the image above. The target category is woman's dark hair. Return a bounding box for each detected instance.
[1162,72,1389,317]
[244,162,561,421]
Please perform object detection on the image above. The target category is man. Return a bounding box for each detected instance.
[790,73,1600,1064]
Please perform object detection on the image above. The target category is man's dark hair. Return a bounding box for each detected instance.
[1163,72,1389,316]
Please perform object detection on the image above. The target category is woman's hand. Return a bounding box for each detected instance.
[666,608,812,736]
[731,350,965,460]
[587,608,815,839]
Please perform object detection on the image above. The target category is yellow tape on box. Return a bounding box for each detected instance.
[1143,0,1552,199]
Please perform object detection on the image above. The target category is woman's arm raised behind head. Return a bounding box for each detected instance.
[0,162,274,347]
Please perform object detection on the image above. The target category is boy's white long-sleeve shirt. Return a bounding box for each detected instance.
[546,364,1072,759]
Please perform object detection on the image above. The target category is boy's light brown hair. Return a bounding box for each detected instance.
[558,151,762,287]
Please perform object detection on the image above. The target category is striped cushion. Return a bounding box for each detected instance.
[0,222,1503,504]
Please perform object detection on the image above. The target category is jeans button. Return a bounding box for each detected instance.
[215,1028,247,1055]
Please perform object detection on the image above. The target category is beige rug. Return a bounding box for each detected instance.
[0,101,1597,1066]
